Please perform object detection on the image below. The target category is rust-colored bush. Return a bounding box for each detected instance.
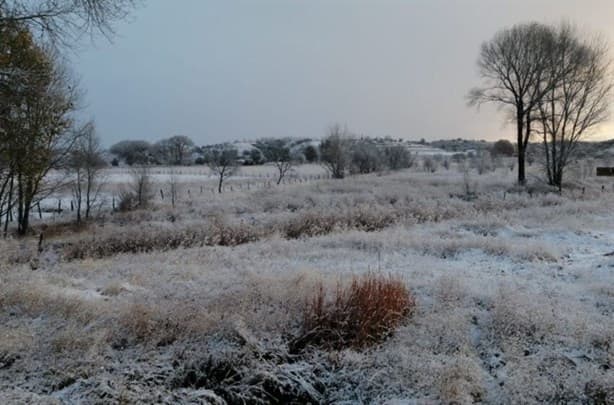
[291,273,415,351]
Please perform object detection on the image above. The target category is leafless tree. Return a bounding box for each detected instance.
[168,168,178,208]
[130,164,152,208]
[468,22,559,184]
[350,139,383,175]
[0,0,139,45]
[320,124,352,179]
[383,145,415,170]
[536,24,613,190]
[0,161,14,235]
[265,139,294,185]
[206,148,238,193]
[153,135,194,165]
[109,139,151,165]
[68,121,106,223]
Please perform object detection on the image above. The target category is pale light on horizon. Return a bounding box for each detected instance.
[74,0,614,146]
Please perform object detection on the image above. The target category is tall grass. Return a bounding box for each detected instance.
[292,273,415,351]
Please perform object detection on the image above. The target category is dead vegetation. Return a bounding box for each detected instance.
[1,169,614,403]
[291,273,415,351]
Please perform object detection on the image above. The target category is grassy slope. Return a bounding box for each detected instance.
[1,168,613,403]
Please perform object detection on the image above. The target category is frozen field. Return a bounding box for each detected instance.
[37,164,330,216]
[1,167,613,403]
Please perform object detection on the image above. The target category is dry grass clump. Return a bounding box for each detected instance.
[283,211,338,239]
[110,301,216,348]
[62,226,208,260]
[438,356,486,403]
[0,325,34,367]
[50,323,101,354]
[172,345,325,404]
[0,238,38,266]
[0,281,100,324]
[62,219,262,260]
[209,218,261,246]
[282,206,399,239]
[413,233,560,262]
[100,281,128,296]
[292,273,415,351]
[488,288,560,350]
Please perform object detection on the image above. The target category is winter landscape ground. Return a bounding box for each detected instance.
[1,164,613,404]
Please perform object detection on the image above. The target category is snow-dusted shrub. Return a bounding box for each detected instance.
[292,273,415,351]
[350,206,399,231]
[62,226,201,259]
[63,219,262,259]
[282,206,398,239]
[117,190,138,212]
[282,211,338,239]
[489,288,557,345]
[438,356,486,403]
[172,341,325,403]
[209,218,261,246]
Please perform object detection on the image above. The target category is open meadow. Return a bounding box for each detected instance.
[1,164,613,403]
[4,1,614,404]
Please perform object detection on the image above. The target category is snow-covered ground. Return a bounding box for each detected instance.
[1,168,613,403]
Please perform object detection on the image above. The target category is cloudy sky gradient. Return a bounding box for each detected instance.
[74,0,614,146]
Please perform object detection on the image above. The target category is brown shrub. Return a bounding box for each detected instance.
[63,219,262,260]
[117,190,138,212]
[350,206,398,231]
[209,218,261,246]
[283,207,398,239]
[291,273,415,351]
[283,212,338,239]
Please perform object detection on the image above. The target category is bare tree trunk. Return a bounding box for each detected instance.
[4,176,14,238]
[76,196,82,223]
[516,110,526,184]
[85,171,92,220]
[17,199,32,236]
[277,169,283,185]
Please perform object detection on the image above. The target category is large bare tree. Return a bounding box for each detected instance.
[265,139,294,185]
[468,22,558,184]
[0,0,138,44]
[537,24,613,190]
[206,148,238,193]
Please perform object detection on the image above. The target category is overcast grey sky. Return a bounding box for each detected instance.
[74,0,614,146]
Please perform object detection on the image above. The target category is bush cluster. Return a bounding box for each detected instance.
[291,273,415,351]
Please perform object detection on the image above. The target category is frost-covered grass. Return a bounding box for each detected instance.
[1,167,613,403]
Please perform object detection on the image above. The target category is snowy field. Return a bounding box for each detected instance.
[37,164,330,217]
[1,165,613,403]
